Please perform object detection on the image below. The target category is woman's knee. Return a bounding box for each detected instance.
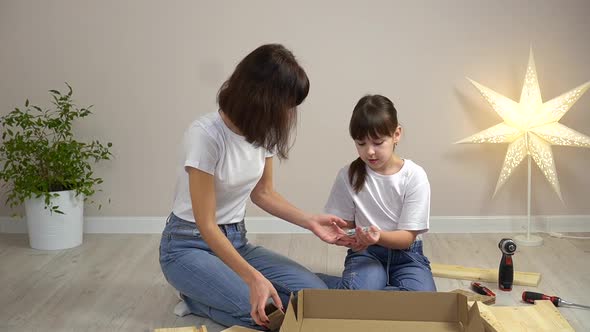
[297,273,329,290]
[264,264,329,295]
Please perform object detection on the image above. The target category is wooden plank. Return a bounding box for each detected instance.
[220,326,259,332]
[431,263,541,286]
[476,300,574,332]
[154,326,206,332]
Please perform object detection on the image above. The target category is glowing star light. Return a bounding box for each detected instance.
[457,49,590,201]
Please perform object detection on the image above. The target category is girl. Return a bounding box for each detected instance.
[320,94,436,292]
[159,44,350,330]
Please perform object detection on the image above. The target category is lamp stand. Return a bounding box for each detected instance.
[515,154,544,246]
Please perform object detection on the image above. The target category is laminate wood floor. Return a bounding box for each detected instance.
[1,232,588,331]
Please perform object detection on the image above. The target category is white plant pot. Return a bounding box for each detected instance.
[24,190,85,250]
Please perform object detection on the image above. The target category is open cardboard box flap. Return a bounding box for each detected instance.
[281,289,485,332]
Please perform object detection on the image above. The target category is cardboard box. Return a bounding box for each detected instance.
[279,289,485,332]
[450,289,495,305]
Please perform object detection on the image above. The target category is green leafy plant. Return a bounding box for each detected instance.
[0,83,113,214]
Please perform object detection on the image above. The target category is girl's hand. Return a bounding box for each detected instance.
[340,236,364,251]
[352,226,380,251]
[307,214,350,244]
[334,236,356,248]
[247,273,283,328]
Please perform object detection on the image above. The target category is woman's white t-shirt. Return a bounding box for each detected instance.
[172,112,272,224]
[324,159,430,235]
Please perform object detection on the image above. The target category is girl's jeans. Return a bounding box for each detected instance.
[159,213,327,329]
[319,240,437,291]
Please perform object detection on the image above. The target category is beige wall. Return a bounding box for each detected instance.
[1,0,589,218]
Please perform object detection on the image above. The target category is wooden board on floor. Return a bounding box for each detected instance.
[220,326,259,332]
[476,300,574,332]
[155,326,207,332]
[432,263,541,286]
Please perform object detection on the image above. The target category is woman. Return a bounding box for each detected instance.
[159,44,350,330]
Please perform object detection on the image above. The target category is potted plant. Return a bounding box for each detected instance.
[0,83,112,250]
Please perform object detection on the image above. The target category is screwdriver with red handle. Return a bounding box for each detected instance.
[471,282,496,297]
[522,291,590,309]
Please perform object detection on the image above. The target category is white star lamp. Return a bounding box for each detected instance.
[457,49,590,246]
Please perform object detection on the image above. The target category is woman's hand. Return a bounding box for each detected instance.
[351,226,380,252]
[307,214,351,245]
[247,272,283,328]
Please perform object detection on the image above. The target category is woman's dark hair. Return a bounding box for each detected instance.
[348,94,399,193]
[217,44,309,160]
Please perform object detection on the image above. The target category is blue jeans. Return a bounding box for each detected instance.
[318,240,437,291]
[159,213,328,330]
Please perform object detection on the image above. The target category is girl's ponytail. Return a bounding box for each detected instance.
[348,157,367,193]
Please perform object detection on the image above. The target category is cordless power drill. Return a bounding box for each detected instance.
[498,238,517,291]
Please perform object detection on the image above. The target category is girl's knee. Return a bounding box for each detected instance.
[341,274,386,290]
[416,282,437,292]
[399,279,437,292]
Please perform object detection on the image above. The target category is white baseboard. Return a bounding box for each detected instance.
[1,215,589,234]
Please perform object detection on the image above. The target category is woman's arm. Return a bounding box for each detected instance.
[250,157,350,244]
[188,167,280,327]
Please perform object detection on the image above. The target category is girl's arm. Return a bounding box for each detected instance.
[188,167,279,327]
[351,227,420,251]
[376,229,419,249]
[250,157,350,244]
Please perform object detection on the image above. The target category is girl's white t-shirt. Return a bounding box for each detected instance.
[172,112,272,224]
[324,159,430,234]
